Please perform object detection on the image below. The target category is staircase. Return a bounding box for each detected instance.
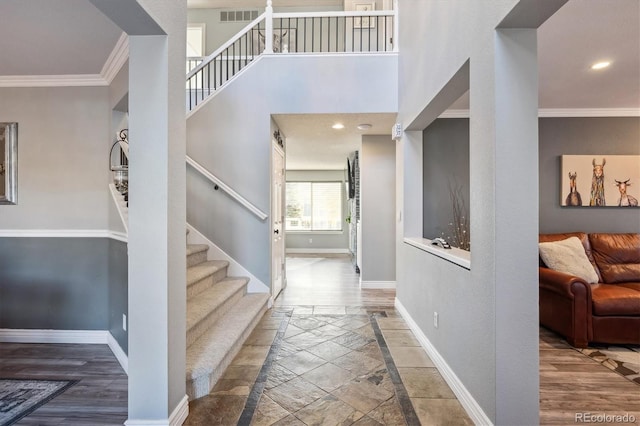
[185,243,269,400]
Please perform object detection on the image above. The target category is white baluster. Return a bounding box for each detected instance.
[393,0,399,52]
[265,0,274,54]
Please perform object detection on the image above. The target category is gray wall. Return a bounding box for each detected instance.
[396,1,543,424]
[361,135,396,282]
[187,53,397,286]
[285,169,349,251]
[422,118,470,242]
[0,238,109,330]
[540,117,640,234]
[108,239,128,353]
[0,87,111,229]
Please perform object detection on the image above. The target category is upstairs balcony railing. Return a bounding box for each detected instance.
[186,0,397,111]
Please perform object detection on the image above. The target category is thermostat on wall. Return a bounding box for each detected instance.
[392,123,403,140]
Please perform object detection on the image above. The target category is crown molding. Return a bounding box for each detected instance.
[0,32,128,88]
[101,32,129,84]
[538,108,640,117]
[438,108,640,119]
[0,74,108,87]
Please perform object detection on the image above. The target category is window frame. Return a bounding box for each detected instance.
[285,181,344,233]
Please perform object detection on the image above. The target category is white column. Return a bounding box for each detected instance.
[494,28,539,425]
[265,0,274,54]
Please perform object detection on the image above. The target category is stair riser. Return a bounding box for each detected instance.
[187,286,247,348]
[187,301,268,400]
[187,266,229,300]
[187,250,208,267]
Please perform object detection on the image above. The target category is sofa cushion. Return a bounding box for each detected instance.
[539,232,602,282]
[617,282,640,292]
[539,237,600,284]
[591,284,640,316]
[589,233,640,284]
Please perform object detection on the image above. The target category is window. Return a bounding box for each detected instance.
[286,182,342,231]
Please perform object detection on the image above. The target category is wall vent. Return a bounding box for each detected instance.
[220,10,259,23]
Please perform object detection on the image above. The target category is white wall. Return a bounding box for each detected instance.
[0,87,110,230]
[187,53,397,286]
[360,135,395,284]
[395,1,546,424]
[285,169,349,252]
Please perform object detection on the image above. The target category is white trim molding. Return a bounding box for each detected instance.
[285,248,350,254]
[439,108,640,119]
[0,74,108,87]
[101,32,129,84]
[0,32,128,88]
[0,329,108,344]
[360,280,396,289]
[107,332,129,374]
[124,396,189,426]
[538,108,640,117]
[0,229,127,242]
[394,298,493,426]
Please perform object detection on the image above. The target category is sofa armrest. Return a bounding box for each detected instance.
[539,267,593,347]
[539,267,593,299]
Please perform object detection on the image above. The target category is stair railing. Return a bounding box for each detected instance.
[185,1,397,112]
[186,156,268,221]
[186,12,267,110]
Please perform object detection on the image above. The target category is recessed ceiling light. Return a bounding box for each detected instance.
[357,123,372,130]
[332,123,345,129]
[591,61,611,70]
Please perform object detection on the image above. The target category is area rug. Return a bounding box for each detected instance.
[576,345,640,386]
[0,379,78,426]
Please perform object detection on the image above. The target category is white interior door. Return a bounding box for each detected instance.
[272,143,285,299]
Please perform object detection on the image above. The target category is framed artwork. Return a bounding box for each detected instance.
[0,122,18,205]
[561,155,640,207]
[354,2,376,29]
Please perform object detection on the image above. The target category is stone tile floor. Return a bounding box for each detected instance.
[185,306,472,425]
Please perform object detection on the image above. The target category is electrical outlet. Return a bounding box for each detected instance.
[433,312,439,329]
[123,314,127,331]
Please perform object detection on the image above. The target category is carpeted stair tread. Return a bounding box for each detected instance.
[187,260,229,287]
[186,277,248,332]
[186,293,269,398]
[186,244,209,256]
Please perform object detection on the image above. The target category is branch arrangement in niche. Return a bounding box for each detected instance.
[442,178,470,251]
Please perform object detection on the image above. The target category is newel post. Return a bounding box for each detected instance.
[265,0,274,53]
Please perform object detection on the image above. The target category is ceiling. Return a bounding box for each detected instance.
[274,113,397,170]
[0,0,122,76]
[0,0,637,168]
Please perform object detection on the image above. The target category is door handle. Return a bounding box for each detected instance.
[274,229,279,234]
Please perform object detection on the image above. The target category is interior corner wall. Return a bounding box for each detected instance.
[360,135,396,281]
[540,116,640,233]
[285,170,349,251]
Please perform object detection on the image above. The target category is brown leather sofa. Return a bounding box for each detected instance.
[539,232,640,348]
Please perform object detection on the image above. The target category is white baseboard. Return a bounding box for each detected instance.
[360,280,396,289]
[394,298,493,426]
[0,329,129,376]
[169,396,189,426]
[187,223,269,294]
[286,248,350,254]
[0,328,108,344]
[107,332,129,375]
[124,395,189,426]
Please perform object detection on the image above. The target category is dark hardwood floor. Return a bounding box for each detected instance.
[0,343,127,425]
